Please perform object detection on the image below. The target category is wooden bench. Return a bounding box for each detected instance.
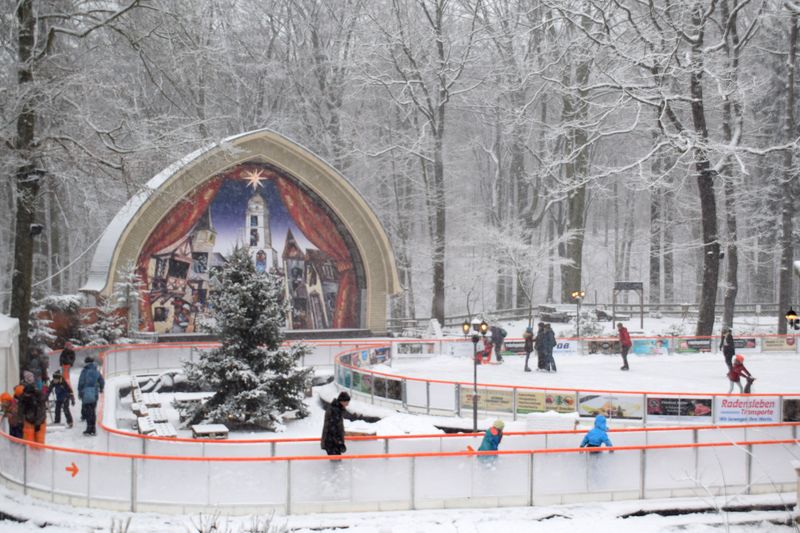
[154,422,178,438]
[191,424,229,440]
[131,402,148,417]
[148,408,168,423]
[142,393,161,408]
[137,416,157,435]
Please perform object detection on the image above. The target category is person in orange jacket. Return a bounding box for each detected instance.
[727,354,755,394]
[0,391,23,438]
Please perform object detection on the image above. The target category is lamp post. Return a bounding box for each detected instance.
[786,308,799,330]
[571,290,585,340]
[463,318,489,432]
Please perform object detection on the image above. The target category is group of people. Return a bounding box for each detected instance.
[0,344,105,443]
[522,322,557,372]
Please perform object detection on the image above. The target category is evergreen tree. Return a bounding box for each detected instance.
[180,246,312,431]
[81,296,123,346]
[112,261,143,336]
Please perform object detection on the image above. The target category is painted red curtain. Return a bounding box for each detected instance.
[273,175,359,328]
[136,176,224,331]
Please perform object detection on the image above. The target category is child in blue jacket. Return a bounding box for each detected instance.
[50,370,75,428]
[580,415,613,451]
[477,419,504,463]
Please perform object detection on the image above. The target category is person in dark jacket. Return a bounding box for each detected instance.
[617,323,632,371]
[78,356,105,436]
[719,327,735,371]
[489,326,507,362]
[59,342,76,385]
[523,327,534,372]
[50,370,75,428]
[544,324,557,372]
[25,347,49,391]
[580,415,613,452]
[534,322,546,370]
[19,383,47,443]
[321,391,351,456]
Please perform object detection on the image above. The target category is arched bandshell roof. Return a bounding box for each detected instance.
[82,129,400,333]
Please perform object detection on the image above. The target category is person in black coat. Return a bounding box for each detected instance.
[321,391,351,456]
[59,342,76,385]
[523,327,534,372]
[719,327,735,371]
[544,324,558,372]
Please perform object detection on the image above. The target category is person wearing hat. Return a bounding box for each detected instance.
[477,419,505,464]
[523,326,534,372]
[50,370,75,428]
[59,342,76,386]
[719,327,735,371]
[580,414,613,452]
[77,356,105,436]
[18,383,47,443]
[0,391,22,439]
[727,354,755,394]
[321,391,351,456]
[617,322,632,371]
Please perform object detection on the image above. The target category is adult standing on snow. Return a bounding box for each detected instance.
[544,324,557,372]
[321,391,351,456]
[78,356,105,436]
[523,326,534,372]
[617,323,632,371]
[719,327,735,371]
[59,342,76,385]
[534,322,546,370]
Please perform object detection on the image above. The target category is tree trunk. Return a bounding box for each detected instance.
[649,128,663,305]
[431,128,446,323]
[9,0,38,363]
[778,12,798,334]
[663,186,675,302]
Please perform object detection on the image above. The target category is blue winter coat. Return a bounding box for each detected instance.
[580,415,613,448]
[50,379,73,402]
[78,363,105,405]
[478,426,503,451]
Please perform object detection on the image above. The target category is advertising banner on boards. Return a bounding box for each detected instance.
[761,336,797,353]
[714,396,780,424]
[587,339,620,355]
[632,338,670,356]
[646,397,713,422]
[516,390,577,414]
[675,337,712,353]
[578,393,644,419]
[460,388,515,413]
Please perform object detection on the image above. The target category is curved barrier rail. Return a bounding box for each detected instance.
[333,340,800,426]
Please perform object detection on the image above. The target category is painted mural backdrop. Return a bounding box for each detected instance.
[136,163,360,333]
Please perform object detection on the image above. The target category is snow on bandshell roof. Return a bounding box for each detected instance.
[81,128,396,296]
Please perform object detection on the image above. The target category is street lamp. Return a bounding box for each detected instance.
[571,290,585,340]
[786,308,799,330]
[463,318,489,432]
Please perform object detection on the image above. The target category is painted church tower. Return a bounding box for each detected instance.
[244,192,278,272]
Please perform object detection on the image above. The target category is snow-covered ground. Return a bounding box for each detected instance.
[3,317,799,531]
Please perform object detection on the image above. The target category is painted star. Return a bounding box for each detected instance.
[242,169,266,190]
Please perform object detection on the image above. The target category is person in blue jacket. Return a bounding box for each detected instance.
[580,415,613,452]
[77,356,105,436]
[477,419,504,463]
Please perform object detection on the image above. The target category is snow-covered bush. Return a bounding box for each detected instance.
[178,246,313,431]
[570,310,604,337]
[662,322,689,337]
[80,297,124,346]
[28,301,56,350]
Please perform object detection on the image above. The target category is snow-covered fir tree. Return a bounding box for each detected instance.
[28,301,56,351]
[180,246,312,431]
[81,296,124,345]
[112,261,143,336]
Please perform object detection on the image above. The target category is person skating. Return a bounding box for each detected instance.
[719,327,735,371]
[78,356,105,436]
[50,370,75,428]
[523,326,534,372]
[489,326,507,362]
[59,342,76,385]
[617,323,631,370]
[580,414,613,451]
[321,391,351,456]
[727,354,755,394]
[544,324,557,372]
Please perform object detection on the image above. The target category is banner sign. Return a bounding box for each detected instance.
[577,393,644,419]
[516,390,577,414]
[632,338,670,356]
[732,337,758,351]
[761,336,797,352]
[646,397,712,421]
[587,340,620,355]
[369,346,390,365]
[395,342,436,355]
[675,337,712,353]
[714,396,780,424]
[460,388,514,413]
[503,340,527,355]
[783,398,800,422]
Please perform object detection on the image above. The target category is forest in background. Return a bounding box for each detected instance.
[2,0,799,350]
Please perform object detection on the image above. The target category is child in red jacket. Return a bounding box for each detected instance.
[727,354,755,393]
